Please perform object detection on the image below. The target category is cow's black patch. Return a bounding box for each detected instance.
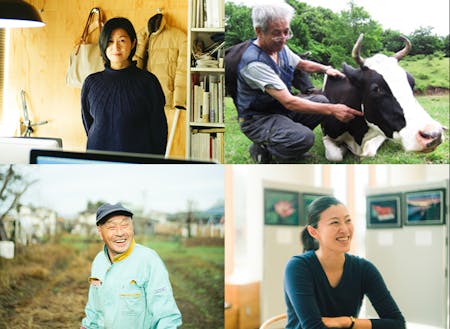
[323,64,408,142]
[359,70,407,138]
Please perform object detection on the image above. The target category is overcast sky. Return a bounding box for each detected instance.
[228,0,449,36]
[14,165,224,217]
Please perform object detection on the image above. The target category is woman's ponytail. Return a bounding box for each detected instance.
[301,227,317,252]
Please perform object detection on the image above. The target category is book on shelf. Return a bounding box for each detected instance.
[191,73,224,124]
[191,130,224,163]
[192,0,224,28]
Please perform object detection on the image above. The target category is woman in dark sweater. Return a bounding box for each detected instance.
[284,196,405,329]
[81,17,167,154]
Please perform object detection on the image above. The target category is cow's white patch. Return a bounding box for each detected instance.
[364,54,442,151]
[324,120,388,159]
[361,134,386,157]
[323,135,347,161]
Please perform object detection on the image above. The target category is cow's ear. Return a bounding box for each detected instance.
[406,71,415,90]
[343,63,363,87]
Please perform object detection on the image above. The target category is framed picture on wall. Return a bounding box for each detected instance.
[367,194,402,228]
[300,193,329,226]
[404,189,446,225]
[264,188,299,225]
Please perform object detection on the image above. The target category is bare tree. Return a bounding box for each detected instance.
[0,165,36,241]
[186,199,197,239]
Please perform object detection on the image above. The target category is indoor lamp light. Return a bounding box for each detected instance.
[0,0,45,28]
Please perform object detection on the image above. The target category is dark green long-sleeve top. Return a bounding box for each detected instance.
[284,251,405,329]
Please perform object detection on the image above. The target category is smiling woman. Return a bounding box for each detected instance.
[284,196,406,329]
[1,0,189,156]
[81,17,168,155]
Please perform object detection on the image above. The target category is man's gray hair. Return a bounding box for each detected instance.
[252,2,296,32]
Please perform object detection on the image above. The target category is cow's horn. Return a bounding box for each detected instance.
[352,33,365,66]
[393,36,411,61]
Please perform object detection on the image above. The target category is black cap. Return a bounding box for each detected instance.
[96,202,133,225]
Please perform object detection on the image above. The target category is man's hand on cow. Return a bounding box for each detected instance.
[325,67,346,79]
[332,104,363,123]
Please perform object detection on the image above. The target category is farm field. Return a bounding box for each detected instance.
[0,235,224,329]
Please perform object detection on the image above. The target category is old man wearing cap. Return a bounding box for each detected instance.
[81,202,182,329]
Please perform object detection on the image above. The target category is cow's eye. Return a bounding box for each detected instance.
[370,84,381,94]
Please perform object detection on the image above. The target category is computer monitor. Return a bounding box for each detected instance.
[29,149,213,164]
[0,137,62,164]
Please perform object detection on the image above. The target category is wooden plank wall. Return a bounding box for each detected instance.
[5,0,188,156]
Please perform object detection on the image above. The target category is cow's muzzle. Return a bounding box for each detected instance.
[417,127,443,152]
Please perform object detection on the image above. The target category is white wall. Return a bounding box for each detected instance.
[229,165,319,285]
[365,177,449,328]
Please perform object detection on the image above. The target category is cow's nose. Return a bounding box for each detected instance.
[418,127,443,151]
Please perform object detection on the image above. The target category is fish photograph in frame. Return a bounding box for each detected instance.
[367,194,402,229]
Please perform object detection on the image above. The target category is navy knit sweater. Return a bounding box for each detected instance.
[81,63,167,154]
[284,251,405,329]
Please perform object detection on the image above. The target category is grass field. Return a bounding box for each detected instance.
[141,236,224,329]
[400,54,450,93]
[224,95,449,164]
[0,235,224,329]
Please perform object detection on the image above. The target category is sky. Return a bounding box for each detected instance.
[11,165,224,217]
[227,0,449,36]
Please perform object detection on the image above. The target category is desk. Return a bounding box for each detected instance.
[225,282,260,329]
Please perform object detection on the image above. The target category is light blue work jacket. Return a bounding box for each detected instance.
[81,240,182,329]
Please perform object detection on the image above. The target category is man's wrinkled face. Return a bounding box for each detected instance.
[97,215,134,258]
[257,18,291,53]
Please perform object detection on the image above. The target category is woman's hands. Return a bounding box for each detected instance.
[323,316,372,329]
[322,316,352,328]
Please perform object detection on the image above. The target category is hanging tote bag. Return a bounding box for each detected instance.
[66,8,105,88]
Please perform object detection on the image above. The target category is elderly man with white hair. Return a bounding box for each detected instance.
[236,2,362,163]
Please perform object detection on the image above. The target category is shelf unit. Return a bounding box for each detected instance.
[186,0,225,163]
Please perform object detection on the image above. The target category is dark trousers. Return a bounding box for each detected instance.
[239,94,328,161]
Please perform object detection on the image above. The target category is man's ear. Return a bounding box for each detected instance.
[97,226,104,241]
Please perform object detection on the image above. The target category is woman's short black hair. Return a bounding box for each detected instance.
[99,17,137,67]
[301,196,344,252]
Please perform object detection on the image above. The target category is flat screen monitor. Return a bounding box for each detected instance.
[0,137,62,164]
[29,149,213,164]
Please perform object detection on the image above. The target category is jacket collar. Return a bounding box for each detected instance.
[103,238,136,263]
[148,14,166,36]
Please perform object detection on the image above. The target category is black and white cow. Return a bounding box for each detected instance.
[322,34,444,161]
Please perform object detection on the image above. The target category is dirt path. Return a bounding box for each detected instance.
[0,243,99,329]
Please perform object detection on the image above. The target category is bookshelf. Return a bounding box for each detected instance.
[186,0,225,163]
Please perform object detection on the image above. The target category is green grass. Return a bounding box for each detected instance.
[224,95,449,164]
[400,55,449,92]
[139,236,224,329]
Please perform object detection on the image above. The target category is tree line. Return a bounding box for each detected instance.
[225,0,450,68]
